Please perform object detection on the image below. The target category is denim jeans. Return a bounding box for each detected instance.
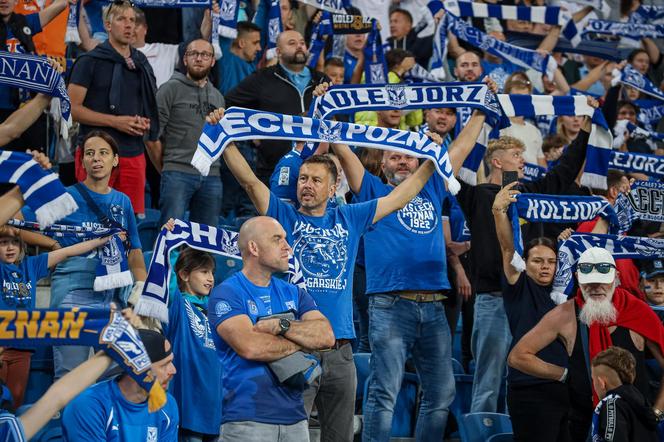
[220,420,309,442]
[352,265,370,353]
[303,343,356,442]
[470,294,511,412]
[363,295,455,442]
[159,170,222,226]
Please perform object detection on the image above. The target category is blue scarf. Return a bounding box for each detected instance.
[120,0,211,6]
[307,12,373,70]
[7,219,131,292]
[436,0,581,45]
[364,20,387,84]
[218,0,239,39]
[508,194,619,272]
[498,94,613,189]
[194,106,463,193]
[629,5,664,24]
[613,120,661,151]
[0,151,78,227]
[429,16,448,80]
[612,64,664,102]
[584,19,664,39]
[65,0,81,45]
[553,233,664,303]
[591,393,620,442]
[637,102,664,128]
[136,220,305,323]
[609,150,664,179]
[522,162,547,182]
[0,308,167,411]
[296,0,349,13]
[0,52,71,138]
[442,13,557,80]
[265,0,282,60]
[616,180,664,225]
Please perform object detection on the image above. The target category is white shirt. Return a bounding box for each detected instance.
[136,43,180,88]
[351,0,391,41]
[500,120,545,165]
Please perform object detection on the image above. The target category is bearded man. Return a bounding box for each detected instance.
[148,38,225,226]
[508,247,664,442]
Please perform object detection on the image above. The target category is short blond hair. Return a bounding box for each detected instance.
[104,0,135,23]
[485,136,525,163]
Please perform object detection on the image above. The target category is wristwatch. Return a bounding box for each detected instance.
[654,408,664,422]
[278,318,291,336]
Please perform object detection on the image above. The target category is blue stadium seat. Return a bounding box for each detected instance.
[214,255,242,284]
[143,208,160,223]
[459,412,513,442]
[452,358,464,374]
[362,371,419,437]
[24,347,53,405]
[451,372,473,421]
[487,433,515,442]
[37,425,63,442]
[137,218,160,252]
[354,353,371,403]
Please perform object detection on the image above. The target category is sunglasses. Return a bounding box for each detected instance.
[578,263,615,275]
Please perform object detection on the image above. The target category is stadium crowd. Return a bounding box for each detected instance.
[0,0,663,441]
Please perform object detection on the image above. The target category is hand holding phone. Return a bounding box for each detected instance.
[502,171,519,188]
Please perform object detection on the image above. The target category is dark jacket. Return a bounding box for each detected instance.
[224,64,328,182]
[457,130,590,294]
[386,30,433,69]
[595,384,659,442]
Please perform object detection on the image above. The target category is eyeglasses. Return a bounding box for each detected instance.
[578,263,616,274]
[185,51,214,60]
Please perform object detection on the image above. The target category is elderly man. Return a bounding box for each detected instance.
[509,247,664,442]
[208,216,335,441]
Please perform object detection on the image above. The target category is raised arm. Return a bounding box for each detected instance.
[536,25,560,54]
[449,110,486,175]
[47,236,112,268]
[39,0,69,27]
[207,108,271,214]
[20,351,112,440]
[492,182,521,284]
[572,61,608,92]
[373,160,435,224]
[0,94,50,146]
[217,315,302,362]
[253,310,335,350]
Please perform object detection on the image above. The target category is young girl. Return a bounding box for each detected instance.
[0,226,113,409]
[160,222,221,442]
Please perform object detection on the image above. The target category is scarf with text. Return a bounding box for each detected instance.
[615,180,664,225]
[0,308,166,411]
[0,151,77,227]
[307,12,372,71]
[363,19,387,84]
[6,219,131,292]
[612,64,664,102]
[584,19,664,40]
[434,0,581,45]
[135,220,305,323]
[0,52,71,138]
[265,0,282,60]
[613,119,662,151]
[508,194,619,272]
[218,0,239,39]
[194,106,463,193]
[553,233,664,303]
[295,0,350,13]
[609,150,664,179]
[498,94,612,189]
[522,162,547,182]
[629,5,664,24]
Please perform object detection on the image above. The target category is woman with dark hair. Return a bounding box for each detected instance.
[50,130,146,379]
[492,182,571,442]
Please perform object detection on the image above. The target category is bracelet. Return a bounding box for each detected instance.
[491,206,507,213]
[558,368,568,383]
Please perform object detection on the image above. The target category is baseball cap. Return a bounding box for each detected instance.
[576,247,616,285]
[644,259,664,280]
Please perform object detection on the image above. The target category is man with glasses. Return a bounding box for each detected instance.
[148,38,224,227]
[68,0,159,216]
[509,247,664,442]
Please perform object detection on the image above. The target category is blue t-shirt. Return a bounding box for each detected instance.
[218,37,257,95]
[62,379,179,442]
[269,148,302,205]
[162,291,221,435]
[356,170,451,294]
[207,272,318,425]
[0,254,49,309]
[0,13,42,110]
[481,60,520,93]
[343,51,358,84]
[267,192,376,338]
[0,412,26,442]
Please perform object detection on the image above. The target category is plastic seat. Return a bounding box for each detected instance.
[452,358,464,374]
[37,425,63,442]
[459,412,513,442]
[214,255,242,284]
[362,371,419,438]
[487,433,515,442]
[354,353,371,402]
[137,219,160,252]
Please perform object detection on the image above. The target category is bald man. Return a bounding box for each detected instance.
[208,216,335,441]
[225,30,329,185]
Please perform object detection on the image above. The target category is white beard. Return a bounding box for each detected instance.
[579,296,617,326]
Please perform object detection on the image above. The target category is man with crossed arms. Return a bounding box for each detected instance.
[314,78,496,441]
[207,107,448,441]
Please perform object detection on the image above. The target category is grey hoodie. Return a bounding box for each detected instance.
[156,71,225,176]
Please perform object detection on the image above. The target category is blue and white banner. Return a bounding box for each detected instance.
[609,150,664,179]
[0,151,77,227]
[509,194,619,272]
[136,220,305,323]
[584,19,664,40]
[612,64,664,102]
[498,94,613,189]
[553,233,664,303]
[522,162,547,182]
[0,52,71,138]
[613,119,661,151]
[194,107,462,193]
[439,0,581,45]
[446,13,558,80]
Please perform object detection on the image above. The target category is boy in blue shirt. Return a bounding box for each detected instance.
[62,330,179,442]
[209,216,334,440]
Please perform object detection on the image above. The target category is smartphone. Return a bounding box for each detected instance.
[502,171,519,188]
